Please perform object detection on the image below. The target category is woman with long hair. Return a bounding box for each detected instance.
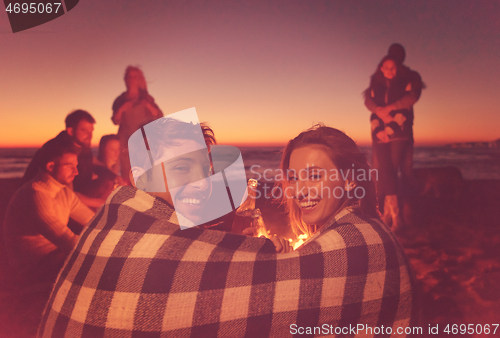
[278,124,378,239]
[97,134,120,175]
[274,124,418,328]
[96,134,128,189]
[364,54,422,231]
[112,66,163,185]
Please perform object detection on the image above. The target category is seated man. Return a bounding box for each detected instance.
[3,142,94,335]
[4,143,94,284]
[39,110,417,337]
[23,110,111,209]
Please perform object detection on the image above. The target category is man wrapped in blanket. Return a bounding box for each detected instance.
[39,110,418,337]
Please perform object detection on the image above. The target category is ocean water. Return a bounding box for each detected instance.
[0,148,39,179]
[1,146,499,180]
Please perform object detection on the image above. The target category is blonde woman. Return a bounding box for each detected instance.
[112,66,163,184]
[278,125,378,239]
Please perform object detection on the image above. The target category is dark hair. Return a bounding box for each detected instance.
[139,119,216,154]
[363,55,399,100]
[98,134,120,163]
[374,55,399,80]
[129,118,216,176]
[278,124,378,237]
[65,110,96,129]
[38,141,79,171]
[388,43,406,65]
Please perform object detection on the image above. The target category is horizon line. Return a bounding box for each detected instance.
[0,140,494,149]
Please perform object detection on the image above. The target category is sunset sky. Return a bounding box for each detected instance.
[1,0,499,147]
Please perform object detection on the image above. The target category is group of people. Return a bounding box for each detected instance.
[4,43,423,337]
[2,66,164,336]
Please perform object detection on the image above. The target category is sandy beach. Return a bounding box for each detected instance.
[399,179,500,333]
[1,177,499,336]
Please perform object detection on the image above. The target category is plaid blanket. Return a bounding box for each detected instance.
[39,186,417,337]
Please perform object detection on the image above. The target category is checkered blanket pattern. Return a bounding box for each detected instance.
[38,186,417,337]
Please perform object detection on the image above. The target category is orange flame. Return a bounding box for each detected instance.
[257,228,271,238]
[289,234,309,250]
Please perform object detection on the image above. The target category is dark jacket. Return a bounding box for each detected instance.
[365,66,423,143]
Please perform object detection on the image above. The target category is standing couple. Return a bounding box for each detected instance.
[39,107,418,336]
[364,43,425,232]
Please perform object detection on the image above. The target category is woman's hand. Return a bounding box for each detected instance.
[112,101,134,125]
[241,229,294,253]
[376,105,395,124]
[142,100,161,118]
[115,176,128,187]
[376,130,390,143]
[270,234,294,253]
[121,100,135,111]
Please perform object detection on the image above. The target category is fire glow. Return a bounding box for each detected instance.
[290,234,309,250]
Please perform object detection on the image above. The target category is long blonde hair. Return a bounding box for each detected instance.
[124,66,148,92]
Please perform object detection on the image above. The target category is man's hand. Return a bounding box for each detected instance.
[270,234,293,253]
[75,192,106,211]
[241,227,256,236]
[375,106,394,124]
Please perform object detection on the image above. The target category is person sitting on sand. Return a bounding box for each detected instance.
[95,134,126,189]
[125,110,244,230]
[3,142,94,336]
[39,123,417,337]
[97,134,121,176]
[275,124,417,317]
[23,110,109,209]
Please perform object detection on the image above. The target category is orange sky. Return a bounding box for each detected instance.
[1,1,499,148]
